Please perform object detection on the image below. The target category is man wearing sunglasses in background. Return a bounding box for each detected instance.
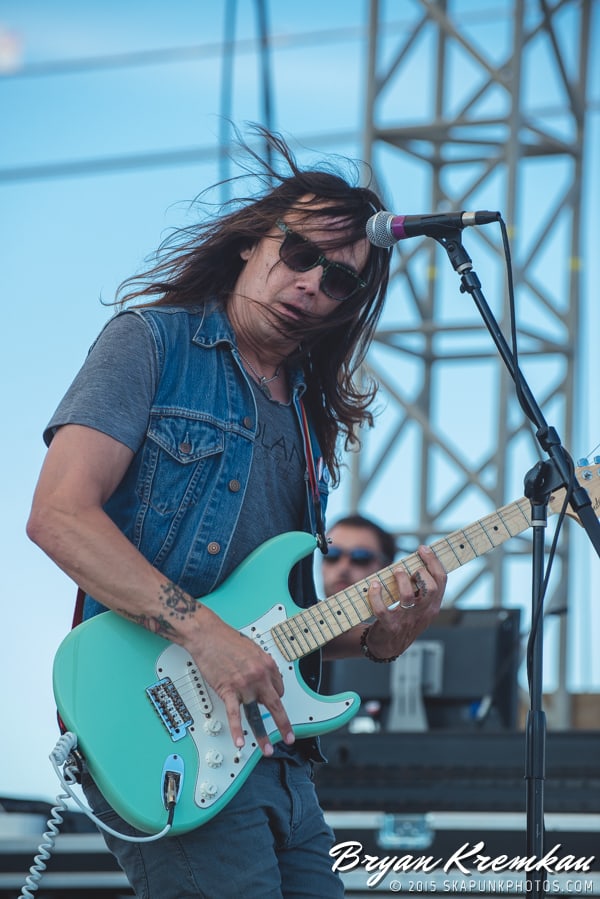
[28,128,447,898]
[321,514,396,598]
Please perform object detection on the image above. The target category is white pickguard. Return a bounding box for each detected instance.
[153,604,357,810]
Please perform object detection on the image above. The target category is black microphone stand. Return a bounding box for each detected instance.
[430,226,600,899]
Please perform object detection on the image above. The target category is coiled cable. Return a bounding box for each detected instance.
[19,732,175,896]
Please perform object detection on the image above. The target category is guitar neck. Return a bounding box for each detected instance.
[272,492,544,662]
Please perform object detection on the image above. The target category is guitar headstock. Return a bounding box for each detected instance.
[549,458,600,523]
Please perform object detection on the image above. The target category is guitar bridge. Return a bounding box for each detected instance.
[146,677,193,741]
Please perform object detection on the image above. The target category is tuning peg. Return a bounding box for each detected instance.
[594,456,600,465]
[577,457,589,467]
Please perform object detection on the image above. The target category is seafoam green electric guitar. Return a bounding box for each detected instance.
[53,461,600,835]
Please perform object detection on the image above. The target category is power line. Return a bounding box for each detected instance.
[0,6,522,81]
[0,145,223,183]
[0,25,366,80]
[0,130,359,184]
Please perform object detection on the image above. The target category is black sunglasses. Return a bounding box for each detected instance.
[276,220,367,302]
[322,547,383,567]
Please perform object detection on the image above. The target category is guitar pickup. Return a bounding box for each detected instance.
[146,677,193,741]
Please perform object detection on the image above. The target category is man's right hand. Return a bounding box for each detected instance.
[185,609,296,756]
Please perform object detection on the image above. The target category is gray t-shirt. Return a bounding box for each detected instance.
[45,312,157,452]
[225,380,305,577]
[45,311,306,582]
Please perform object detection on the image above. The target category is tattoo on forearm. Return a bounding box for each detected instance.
[119,581,201,638]
[160,581,200,618]
[119,609,177,637]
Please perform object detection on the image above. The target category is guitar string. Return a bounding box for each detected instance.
[175,498,533,688]
[158,475,584,717]
[255,497,533,662]
[218,497,520,660]
[163,498,536,717]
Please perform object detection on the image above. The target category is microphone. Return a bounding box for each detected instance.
[366,209,500,248]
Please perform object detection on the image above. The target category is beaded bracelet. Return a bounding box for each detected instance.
[360,625,400,663]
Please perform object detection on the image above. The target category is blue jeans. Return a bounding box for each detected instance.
[82,754,344,899]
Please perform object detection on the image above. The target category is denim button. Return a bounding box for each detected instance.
[207,541,221,555]
[228,479,241,492]
[243,416,253,429]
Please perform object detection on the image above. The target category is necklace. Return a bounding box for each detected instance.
[237,349,282,398]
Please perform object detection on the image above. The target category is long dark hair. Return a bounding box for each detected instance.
[115,127,391,483]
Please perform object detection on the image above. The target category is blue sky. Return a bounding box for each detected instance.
[1,1,598,804]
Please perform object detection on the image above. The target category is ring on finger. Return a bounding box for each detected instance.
[400,600,417,610]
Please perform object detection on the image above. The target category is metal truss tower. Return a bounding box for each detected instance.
[353,0,594,712]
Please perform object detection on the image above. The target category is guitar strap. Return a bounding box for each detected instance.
[297,397,328,555]
[56,587,86,738]
[56,588,85,729]
[71,588,86,628]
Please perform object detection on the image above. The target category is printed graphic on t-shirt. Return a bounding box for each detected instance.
[254,418,305,482]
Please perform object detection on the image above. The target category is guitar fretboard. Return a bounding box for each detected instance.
[272,494,537,662]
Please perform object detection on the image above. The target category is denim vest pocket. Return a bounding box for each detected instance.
[140,411,226,515]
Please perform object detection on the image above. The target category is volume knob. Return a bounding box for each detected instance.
[205,750,224,768]
[200,781,218,799]
[203,718,223,735]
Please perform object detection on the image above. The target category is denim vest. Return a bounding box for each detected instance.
[84,303,329,619]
